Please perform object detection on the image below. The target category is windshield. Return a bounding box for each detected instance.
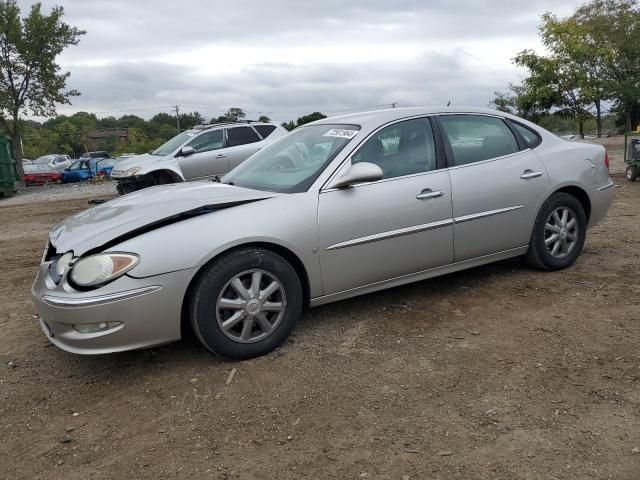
[222,124,360,193]
[151,130,196,156]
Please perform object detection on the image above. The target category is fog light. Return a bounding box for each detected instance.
[73,321,122,333]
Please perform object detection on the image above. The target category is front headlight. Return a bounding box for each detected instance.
[120,167,141,177]
[69,253,139,287]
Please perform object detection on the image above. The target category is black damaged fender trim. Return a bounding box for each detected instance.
[83,198,269,256]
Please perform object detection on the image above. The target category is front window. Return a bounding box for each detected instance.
[151,130,196,156]
[352,118,437,179]
[187,130,224,153]
[223,124,360,193]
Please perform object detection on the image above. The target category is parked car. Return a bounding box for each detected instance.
[80,151,110,160]
[32,154,72,171]
[23,163,62,186]
[32,107,614,359]
[111,121,286,194]
[60,158,118,183]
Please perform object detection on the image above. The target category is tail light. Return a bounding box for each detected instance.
[604,150,610,171]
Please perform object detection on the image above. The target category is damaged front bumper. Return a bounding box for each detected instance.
[31,262,196,354]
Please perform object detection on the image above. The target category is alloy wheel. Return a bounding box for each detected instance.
[544,206,579,259]
[215,269,286,343]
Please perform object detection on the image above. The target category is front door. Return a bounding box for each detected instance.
[438,114,549,261]
[178,129,227,179]
[318,117,454,295]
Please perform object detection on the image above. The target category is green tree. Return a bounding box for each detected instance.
[0,1,84,179]
[571,0,640,131]
[537,10,612,137]
[258,114,271,122]
[514,50,593,138]
[296,112,327,126]
[213,107,246,123]
[490,83,547,122]
[281,120,296,131]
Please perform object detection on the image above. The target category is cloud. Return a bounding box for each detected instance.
[17,0,585,122]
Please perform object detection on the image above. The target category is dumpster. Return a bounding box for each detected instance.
[0,135,17,197]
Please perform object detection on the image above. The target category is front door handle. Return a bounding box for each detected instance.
[416,189,445,200]
[520,170,542,180]
[215,153,227,158]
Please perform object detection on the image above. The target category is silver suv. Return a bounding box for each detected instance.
[111,121,286,194]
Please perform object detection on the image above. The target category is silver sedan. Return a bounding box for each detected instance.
[32,107,614,359]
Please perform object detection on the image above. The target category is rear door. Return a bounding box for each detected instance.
[225,126,264,170]
[437,114,549,261]
[178,129,227,179]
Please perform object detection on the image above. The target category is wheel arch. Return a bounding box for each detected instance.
[149,168,184,183]
[180,241,311,339]
[552,185,591,222]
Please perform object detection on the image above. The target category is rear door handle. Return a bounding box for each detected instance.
[416,189,445,200]
[215,153,227,158]
[520,170,542,179]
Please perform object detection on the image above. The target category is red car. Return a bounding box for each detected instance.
[24,164,62,186]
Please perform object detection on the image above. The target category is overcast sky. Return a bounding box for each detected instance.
[18,0,584,123]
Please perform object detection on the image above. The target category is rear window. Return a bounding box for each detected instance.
[227,126,261,147]
[254,125,277,139]
[511,122,542,148]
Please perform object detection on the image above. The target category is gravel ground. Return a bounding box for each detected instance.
[0,137,638,480]
[0,181,117,206]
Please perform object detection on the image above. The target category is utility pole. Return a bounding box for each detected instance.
[173,105,180,131]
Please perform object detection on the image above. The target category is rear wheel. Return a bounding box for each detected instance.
[626,165,638,182]
[526,192,587,271]
[190,248,303,359]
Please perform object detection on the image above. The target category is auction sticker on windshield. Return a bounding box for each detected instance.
[323,129,359,139]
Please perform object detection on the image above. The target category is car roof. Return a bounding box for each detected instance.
[308,106,529,130]
[191,121,277,132]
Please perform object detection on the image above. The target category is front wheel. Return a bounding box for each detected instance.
[190,248,303,359]
[526,192,587,271]
[626,165,638,182]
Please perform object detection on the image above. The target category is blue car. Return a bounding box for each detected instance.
[61,158,118,183]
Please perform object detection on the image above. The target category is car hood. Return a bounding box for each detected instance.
[49,182,279,256]
[112,153,163,172]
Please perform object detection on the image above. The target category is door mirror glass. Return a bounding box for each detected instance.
[180,146,195,157]
[328,162,383,189]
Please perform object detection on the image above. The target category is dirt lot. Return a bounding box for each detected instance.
[1,139,639,480]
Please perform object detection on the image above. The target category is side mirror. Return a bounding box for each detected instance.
[179,146,194,157]
[327,162,383,189]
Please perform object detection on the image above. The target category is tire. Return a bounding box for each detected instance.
[626,165,638,182]
[526,192,587,271]
[190,248,303,359]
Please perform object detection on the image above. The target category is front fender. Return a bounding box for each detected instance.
[109,192,324,297]
[135,160,185,181]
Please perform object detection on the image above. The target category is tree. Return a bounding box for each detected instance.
[281,120,296,131]
[0,1,84,179]
[514,50,593,138]
[212,107,246,123]
[258,115,271,123]
[570,0,640,132]
[537,10,612,137]
[296,112,326,126]
[490,83,548,122]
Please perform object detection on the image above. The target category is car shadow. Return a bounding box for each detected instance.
[47,257,528,378]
